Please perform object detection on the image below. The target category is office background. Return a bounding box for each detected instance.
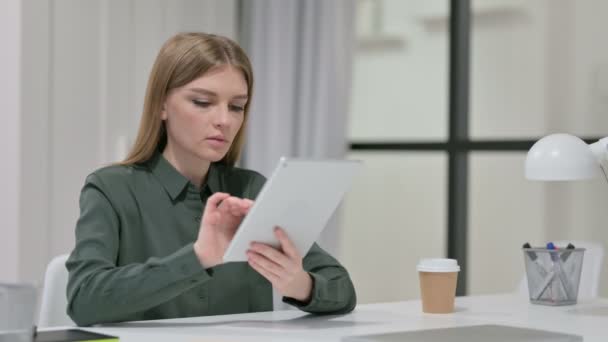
[1,0,607,307]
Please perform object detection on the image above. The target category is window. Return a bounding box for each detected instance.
[342,0,608,302]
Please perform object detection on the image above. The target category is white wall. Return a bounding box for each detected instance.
[19,0,51,285]
[0,0,21,283]
[2,0,237,289]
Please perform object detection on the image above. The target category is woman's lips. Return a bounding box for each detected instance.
[205,137,227,148]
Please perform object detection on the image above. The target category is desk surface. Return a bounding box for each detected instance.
[50,294,608,342]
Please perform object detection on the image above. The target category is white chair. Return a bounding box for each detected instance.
[38,254,74,327]
[518,240,605,300]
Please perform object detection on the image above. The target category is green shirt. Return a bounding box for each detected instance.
[66,152,356,326]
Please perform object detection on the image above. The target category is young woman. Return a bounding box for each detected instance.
[66,32,356,326]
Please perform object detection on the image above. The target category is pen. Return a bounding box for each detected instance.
[523,242,552,300]
[547,242,574,301]
[546,242,559,302]
[560,243,576,262]
[523,242,548,277]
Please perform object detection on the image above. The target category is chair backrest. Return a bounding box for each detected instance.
[38,254,74,327]
[517,240,605,299]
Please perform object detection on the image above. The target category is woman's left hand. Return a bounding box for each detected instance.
[247,227,313,303]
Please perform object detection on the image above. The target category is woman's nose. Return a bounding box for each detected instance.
[212,105,230,127]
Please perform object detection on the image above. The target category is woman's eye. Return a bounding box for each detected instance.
[229,104,245,113]
[192,100,211,107]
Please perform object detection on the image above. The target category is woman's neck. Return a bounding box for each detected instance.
[162,143,210,189]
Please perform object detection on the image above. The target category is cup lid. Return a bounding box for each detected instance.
[417,258,460,272]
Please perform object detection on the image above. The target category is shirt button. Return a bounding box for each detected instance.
[194,215,201,223]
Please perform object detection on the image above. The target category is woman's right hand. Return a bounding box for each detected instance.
[193,192,253,268]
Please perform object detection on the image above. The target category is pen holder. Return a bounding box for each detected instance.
[522,247,585,306]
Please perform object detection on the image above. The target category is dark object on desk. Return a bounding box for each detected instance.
[34,329,118,342]
[560,243,576,262]
[522,242,538,260]
[341,324,582,342]
[523,242,577,262]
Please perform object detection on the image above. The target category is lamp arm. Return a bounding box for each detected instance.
[590,137,608,184]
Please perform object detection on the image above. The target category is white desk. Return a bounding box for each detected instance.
[52,294,608,341]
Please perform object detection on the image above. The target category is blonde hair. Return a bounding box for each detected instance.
[120,32,253,166]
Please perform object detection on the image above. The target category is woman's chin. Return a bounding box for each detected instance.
[196,150,227,163]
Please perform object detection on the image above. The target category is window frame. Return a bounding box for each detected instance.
[349,0,603,295]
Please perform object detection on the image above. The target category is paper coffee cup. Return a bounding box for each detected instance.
[417,258,460,314]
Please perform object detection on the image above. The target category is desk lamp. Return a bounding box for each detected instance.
[525,133,608,182]
[524,133,607,302]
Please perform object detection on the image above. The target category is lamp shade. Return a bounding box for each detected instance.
[525,133,600,181]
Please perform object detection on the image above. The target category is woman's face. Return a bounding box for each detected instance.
[161,64,248,162]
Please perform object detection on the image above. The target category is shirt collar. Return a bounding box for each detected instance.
[147,152,221,200]
[205,162,221,194]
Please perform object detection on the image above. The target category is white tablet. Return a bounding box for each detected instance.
[223,157,362,263]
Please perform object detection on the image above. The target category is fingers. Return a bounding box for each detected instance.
[206,211,221,226]
[247,250,283,278]
[239,198,253,212]
[203,194,251,228]
[217,197,238,216]
[274,227,300,259]
[216,196,252,216]
[248,257,279,284]
[207,193,251,210]
[247,241,307,298]
[249,242,290,269]
[207,192,231,208]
